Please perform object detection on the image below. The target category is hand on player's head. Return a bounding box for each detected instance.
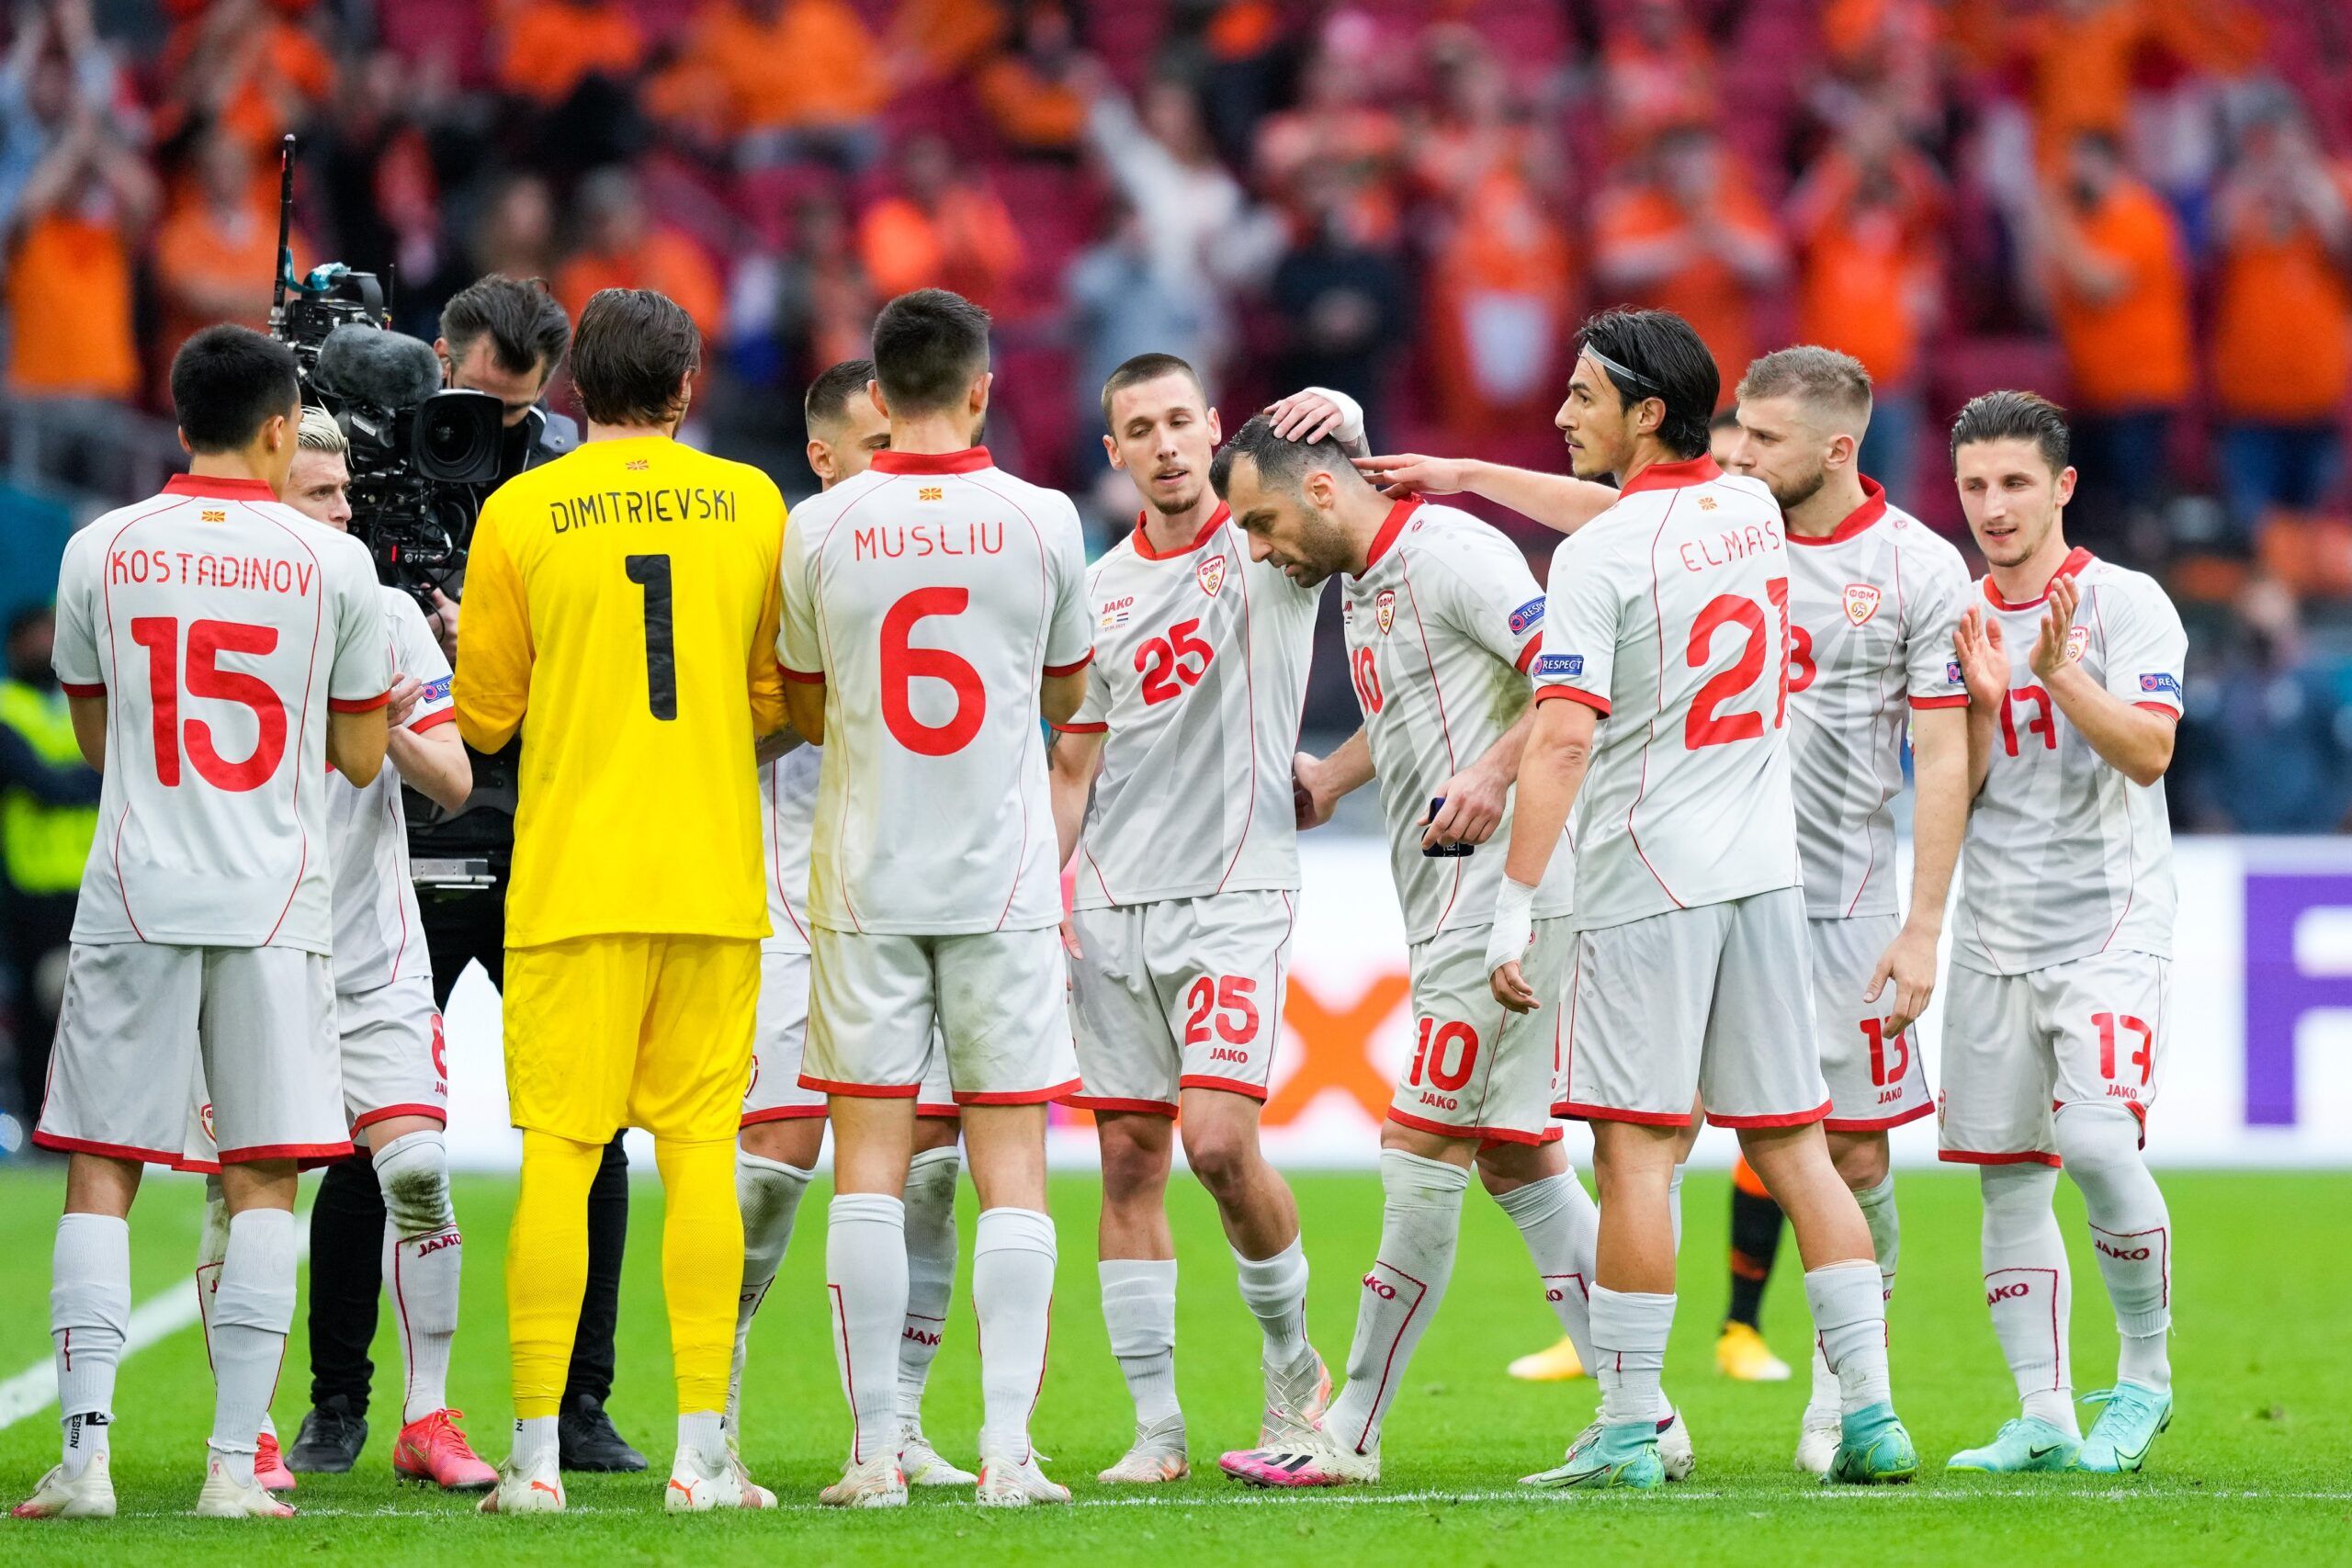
[1351,453,1464,499]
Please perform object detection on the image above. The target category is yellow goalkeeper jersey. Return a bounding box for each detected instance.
[455,433,788,947]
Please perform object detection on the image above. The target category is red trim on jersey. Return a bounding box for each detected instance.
[1909,694,1971,710]
[1551,1100,1695,1127]
[351,1103,447,1132]
[779,665,824,684]
[164,474,278,502]
[1983,547,2095,610]
[871,447,992,475]
[1061,1093,1180,1117]
[330,690,392,714]
[1359,496,1423,572]
[1705,1100,1832,1129]
[1515,634,1544,673]
[217,1138,356,1165]
[1939,1147,2063,1168]
[798,1076,921,1099]
[954,1077,1083,1106]
[1620,455,1723,495]
[406,707,457,733]
[916,1101,962,1120]
[1534,684,1610,714]
[1822,1099,1937,1134]
[1050,719,1108,734]
[1786,477,1888,547]
[1130,504,1230,561]
[2132,702,2180,722]
[1177,1074,1270,1101]
[741,1105,829,1126]
[31,1130,187,1165]
[1043,649,1094,678]
[1385,1107,1558,1145]
[61,680,106,698]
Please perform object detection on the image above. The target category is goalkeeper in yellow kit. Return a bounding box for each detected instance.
[453,288,788,1514]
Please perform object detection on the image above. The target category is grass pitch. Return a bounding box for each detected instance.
[0,1166,2342,1565]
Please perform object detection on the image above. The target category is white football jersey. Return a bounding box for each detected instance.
[1951,548,2184,975]
[1062,505,1317,909]
[777,447,1091,935]
[51,474,390,952]
[1340,499,1573,942]
[760,740,821,955]
[1534,457,1801,931]
[327,587,451,993]
[1784,480,1973,919]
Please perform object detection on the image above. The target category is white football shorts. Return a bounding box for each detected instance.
[804,925,1079,1106]
[1387,917,1567,1145]
[338,975,449,1135]
[1810,914,1935,1133]
[1939,949,2167,1167]
[745,949,955,1123]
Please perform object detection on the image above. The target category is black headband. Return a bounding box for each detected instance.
[1582,344,1665,400]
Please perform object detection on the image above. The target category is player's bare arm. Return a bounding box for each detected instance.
[1042,665,1089,728]
[1421,705,1534,852]
[1487,696,1593,1013]
[65,691,105,771]
[1293,728,1373,830]
[780,675,825,748]
[1351,453,1618,535]
[1047,727,1104,870]
[326,705,390,788]
[1262,388,1371,459]
[1952,607,2007,798]
[1868,703,1965,1038]
[2029,575,2176,787]
[388,710,473,813]
[753,727,807,764]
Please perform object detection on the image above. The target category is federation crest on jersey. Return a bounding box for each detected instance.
[2065,626,2090,662]
[1842,583,1882,626]
[1375,588,1396,635]
[1195,554,1227,598]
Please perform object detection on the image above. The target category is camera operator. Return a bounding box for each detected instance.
[287,276,650,1479]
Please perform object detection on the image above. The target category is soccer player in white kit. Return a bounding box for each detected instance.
[179,409,495,1493]
[1204,416,1617,1489]
[1047,359,1350,1483]
[729,358,972,1502]
[15,326,391,1521]
[1939,391,2185,1476]
[777,290,1090,1508]
[1485,309,1917,1488]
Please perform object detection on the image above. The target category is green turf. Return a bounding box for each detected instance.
[0,1166,2343,1564]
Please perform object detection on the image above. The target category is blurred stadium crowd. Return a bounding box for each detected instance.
[0,0,2349,829]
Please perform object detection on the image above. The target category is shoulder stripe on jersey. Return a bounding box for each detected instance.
[1396,558,1464,931]
[1213,515,1261,896]
[245,502,328,949]
[1627,491,1688,910]
[963,468,1051,932]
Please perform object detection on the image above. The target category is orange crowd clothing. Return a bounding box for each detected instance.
[1986,0,2265,165]
[153,199,286,357]
[1429,170,1575,427]
[1790,150,1944,390]
[2049,179,2193,412]
[6,213,140,400]
[1594,181,1781,400]
[2211,166,2352,424]
[888,0,1006,81]
[500,1,646,105]
[856,189,1023,310]
[159,15,336,156]
[976,54,1087,154]
[554,231,726,344]
[673,0,888,138]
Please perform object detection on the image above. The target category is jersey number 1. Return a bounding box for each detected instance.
[625,554,677,720]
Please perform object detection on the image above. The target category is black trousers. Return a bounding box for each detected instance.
[4,890,75,1125]
[304,886,631,1415]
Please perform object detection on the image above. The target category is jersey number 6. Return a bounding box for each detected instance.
[881,587,986,756]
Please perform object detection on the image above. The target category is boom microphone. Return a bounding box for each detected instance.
[314,324,443,411]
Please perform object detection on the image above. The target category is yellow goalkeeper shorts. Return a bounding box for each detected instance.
[502,934,759,1144]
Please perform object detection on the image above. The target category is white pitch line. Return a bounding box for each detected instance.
[0,1208,312,1431]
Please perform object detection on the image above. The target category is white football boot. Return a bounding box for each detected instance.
[977,1445,1071,1506]
[899,1423,978,1486]
[666,1442,772,1511]
[1098,1414,1190,1483]
[195,1455,296,1518]
[817,1454,907,1508]
[11,1451,117,1519]
[1794,1406,1842,1476]
[477,1451,567,1514]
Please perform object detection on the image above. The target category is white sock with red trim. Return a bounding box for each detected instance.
[1804,1259,1893,1416]
[1980,1162,2077,1434]
[1809,1176,1898,1419]
[729,1152,812,1438]
[209,1208,297,1486]
[1100,1258,1180,1427]
[972,1207,1056,1460]
[1493,1169,1599,1372]
[1589,1284,1675,1427]
[375,1130,459,1424]
[1321,1150,1466,1456]
[826,1193,909,1468]
[2055,1104,2172,1393]
[52,1213,130,1479]
[898,1145,962,1424]
[194,1179,277,1442]
[1232,1235,1312,1370]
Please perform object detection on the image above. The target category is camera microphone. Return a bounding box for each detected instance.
[315,323,443,410]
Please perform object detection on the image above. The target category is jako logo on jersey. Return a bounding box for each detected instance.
[1196,554,1227,598]
[1509,596,1545,635]
[1533,652,1584,681]
[2065,626,2090,662]
[1099,594,1135,629]
[1375,589,1396,635]
[2140,672,2180,697]
[1842,583,1882,626]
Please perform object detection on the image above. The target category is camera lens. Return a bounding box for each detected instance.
[412,389,507,484]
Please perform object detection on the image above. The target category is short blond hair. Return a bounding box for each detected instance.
[297,406,347,455]
[1736,346,1872,434]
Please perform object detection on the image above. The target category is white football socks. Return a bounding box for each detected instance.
[1804,1258,1893,1416]
[1810,1175,1899,1419]
[52,1213,130,1478]
[899,1145,963,1422]
[1100,1258,1181,1427]
[2056,1104,2174,1393]
[209,1208,297,1485]
[1492,1169,1600,1371]
[1979,1161,2077,1434]
[1667,1167,1685,1252]
[512,1414,559,1472]
[826,1192,909,1466]
[375,1128,461,1424]
[678,1409,726,1461]
[729,1152,812,1437]
[1232,1235,1312,1370]
[1322,1150,1467,1456]
[1589,1283,1676,1427]
[972,1207,1057,1460]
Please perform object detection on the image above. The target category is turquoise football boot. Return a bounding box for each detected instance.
[2075,1385,2173,1473]
[1824,1401,1919,1484]
[1945,1416,2081,1472]
[1520,1422,1665,1490]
